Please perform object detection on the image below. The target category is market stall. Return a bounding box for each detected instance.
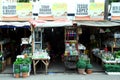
[0,21,31,72]
[29,19,73,73]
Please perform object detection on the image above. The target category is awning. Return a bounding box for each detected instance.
[29,19,73,28]
[0,22,30,28]
[76,21,120,27]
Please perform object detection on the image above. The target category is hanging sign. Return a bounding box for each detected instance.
[52,2,67,18]
[76,4,89,16]
[111,2,120,16]
[2,3,17,16]
[89,3,104,19]
[111,2,120,20]
[16,3,32,18]
[39,4,52,16]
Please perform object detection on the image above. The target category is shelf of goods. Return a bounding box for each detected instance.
[64,27,79,69]
[92,48,120,75]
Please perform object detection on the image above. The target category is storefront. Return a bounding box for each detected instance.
[0,22,31,73]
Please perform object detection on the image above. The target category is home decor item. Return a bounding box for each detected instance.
[76,59,86,74]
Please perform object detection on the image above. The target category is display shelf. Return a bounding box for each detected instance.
[64,26,79,69]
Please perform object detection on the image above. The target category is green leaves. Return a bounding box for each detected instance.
[86,64,93,69]
[76,60,86,69]
[104,64,120,72]
[21,65,29,72]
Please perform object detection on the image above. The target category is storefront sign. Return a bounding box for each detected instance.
[39,4,52,16]
[111,2,120,20]
[0,0,105,21]
[111,2,120,16]
[89,3,104,20]
[76,4,88,16]
[16,3,32,18]
[2,3,16,16]
[52,2,67,18]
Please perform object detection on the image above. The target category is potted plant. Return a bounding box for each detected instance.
[13,61,20,78]
[21,64,29,78]
[14,68,20,78]
[86,63,93,74]
[76,59,86,74]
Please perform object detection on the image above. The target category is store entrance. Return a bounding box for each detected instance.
[43,27,65,72]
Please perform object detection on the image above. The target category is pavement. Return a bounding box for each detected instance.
[0,72,120,80]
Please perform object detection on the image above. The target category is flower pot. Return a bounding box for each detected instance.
[22,72,28,78]
[78,69,85,74]
[14,73,20,78]
[86,69,92,74]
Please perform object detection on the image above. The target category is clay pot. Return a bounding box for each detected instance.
[22,72,28,78]
[14,73,20,78]
[86,69,92,74]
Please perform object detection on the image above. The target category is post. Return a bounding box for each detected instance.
[104,0,109,20]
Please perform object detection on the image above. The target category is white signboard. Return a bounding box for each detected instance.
[39,4,52,16]
[2,3,16,16]
[76,4,89,16]
[111,2,120,16]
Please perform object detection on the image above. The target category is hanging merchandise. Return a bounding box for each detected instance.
[77,28,82,35]
[99,28,105,33]
[105,28,111,33]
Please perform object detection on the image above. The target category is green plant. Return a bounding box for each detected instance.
[14,69,20,74]
[76,59,86,69]
[21,65,29,72]
[104,64,120,72]
[86,64,93,69]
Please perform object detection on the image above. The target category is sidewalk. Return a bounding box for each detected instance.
[0,72,120,80]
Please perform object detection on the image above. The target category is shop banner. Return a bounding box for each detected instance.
[39,4,52,16]
[111,2,120,20]
[75,4,89,16]
[2,3,17,16]
[89,3,104,20]
[16,3,32,18]
[52,2,67,18]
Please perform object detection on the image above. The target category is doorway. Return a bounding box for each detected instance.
[43,27,65,72]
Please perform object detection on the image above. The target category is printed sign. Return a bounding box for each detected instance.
[111,2,120,16]
[76,4,88,16]
[2,3,17,16]
[89,3,104,19]
[52,2,67,18]
[39,4,52,16]
[16,3,32,18]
